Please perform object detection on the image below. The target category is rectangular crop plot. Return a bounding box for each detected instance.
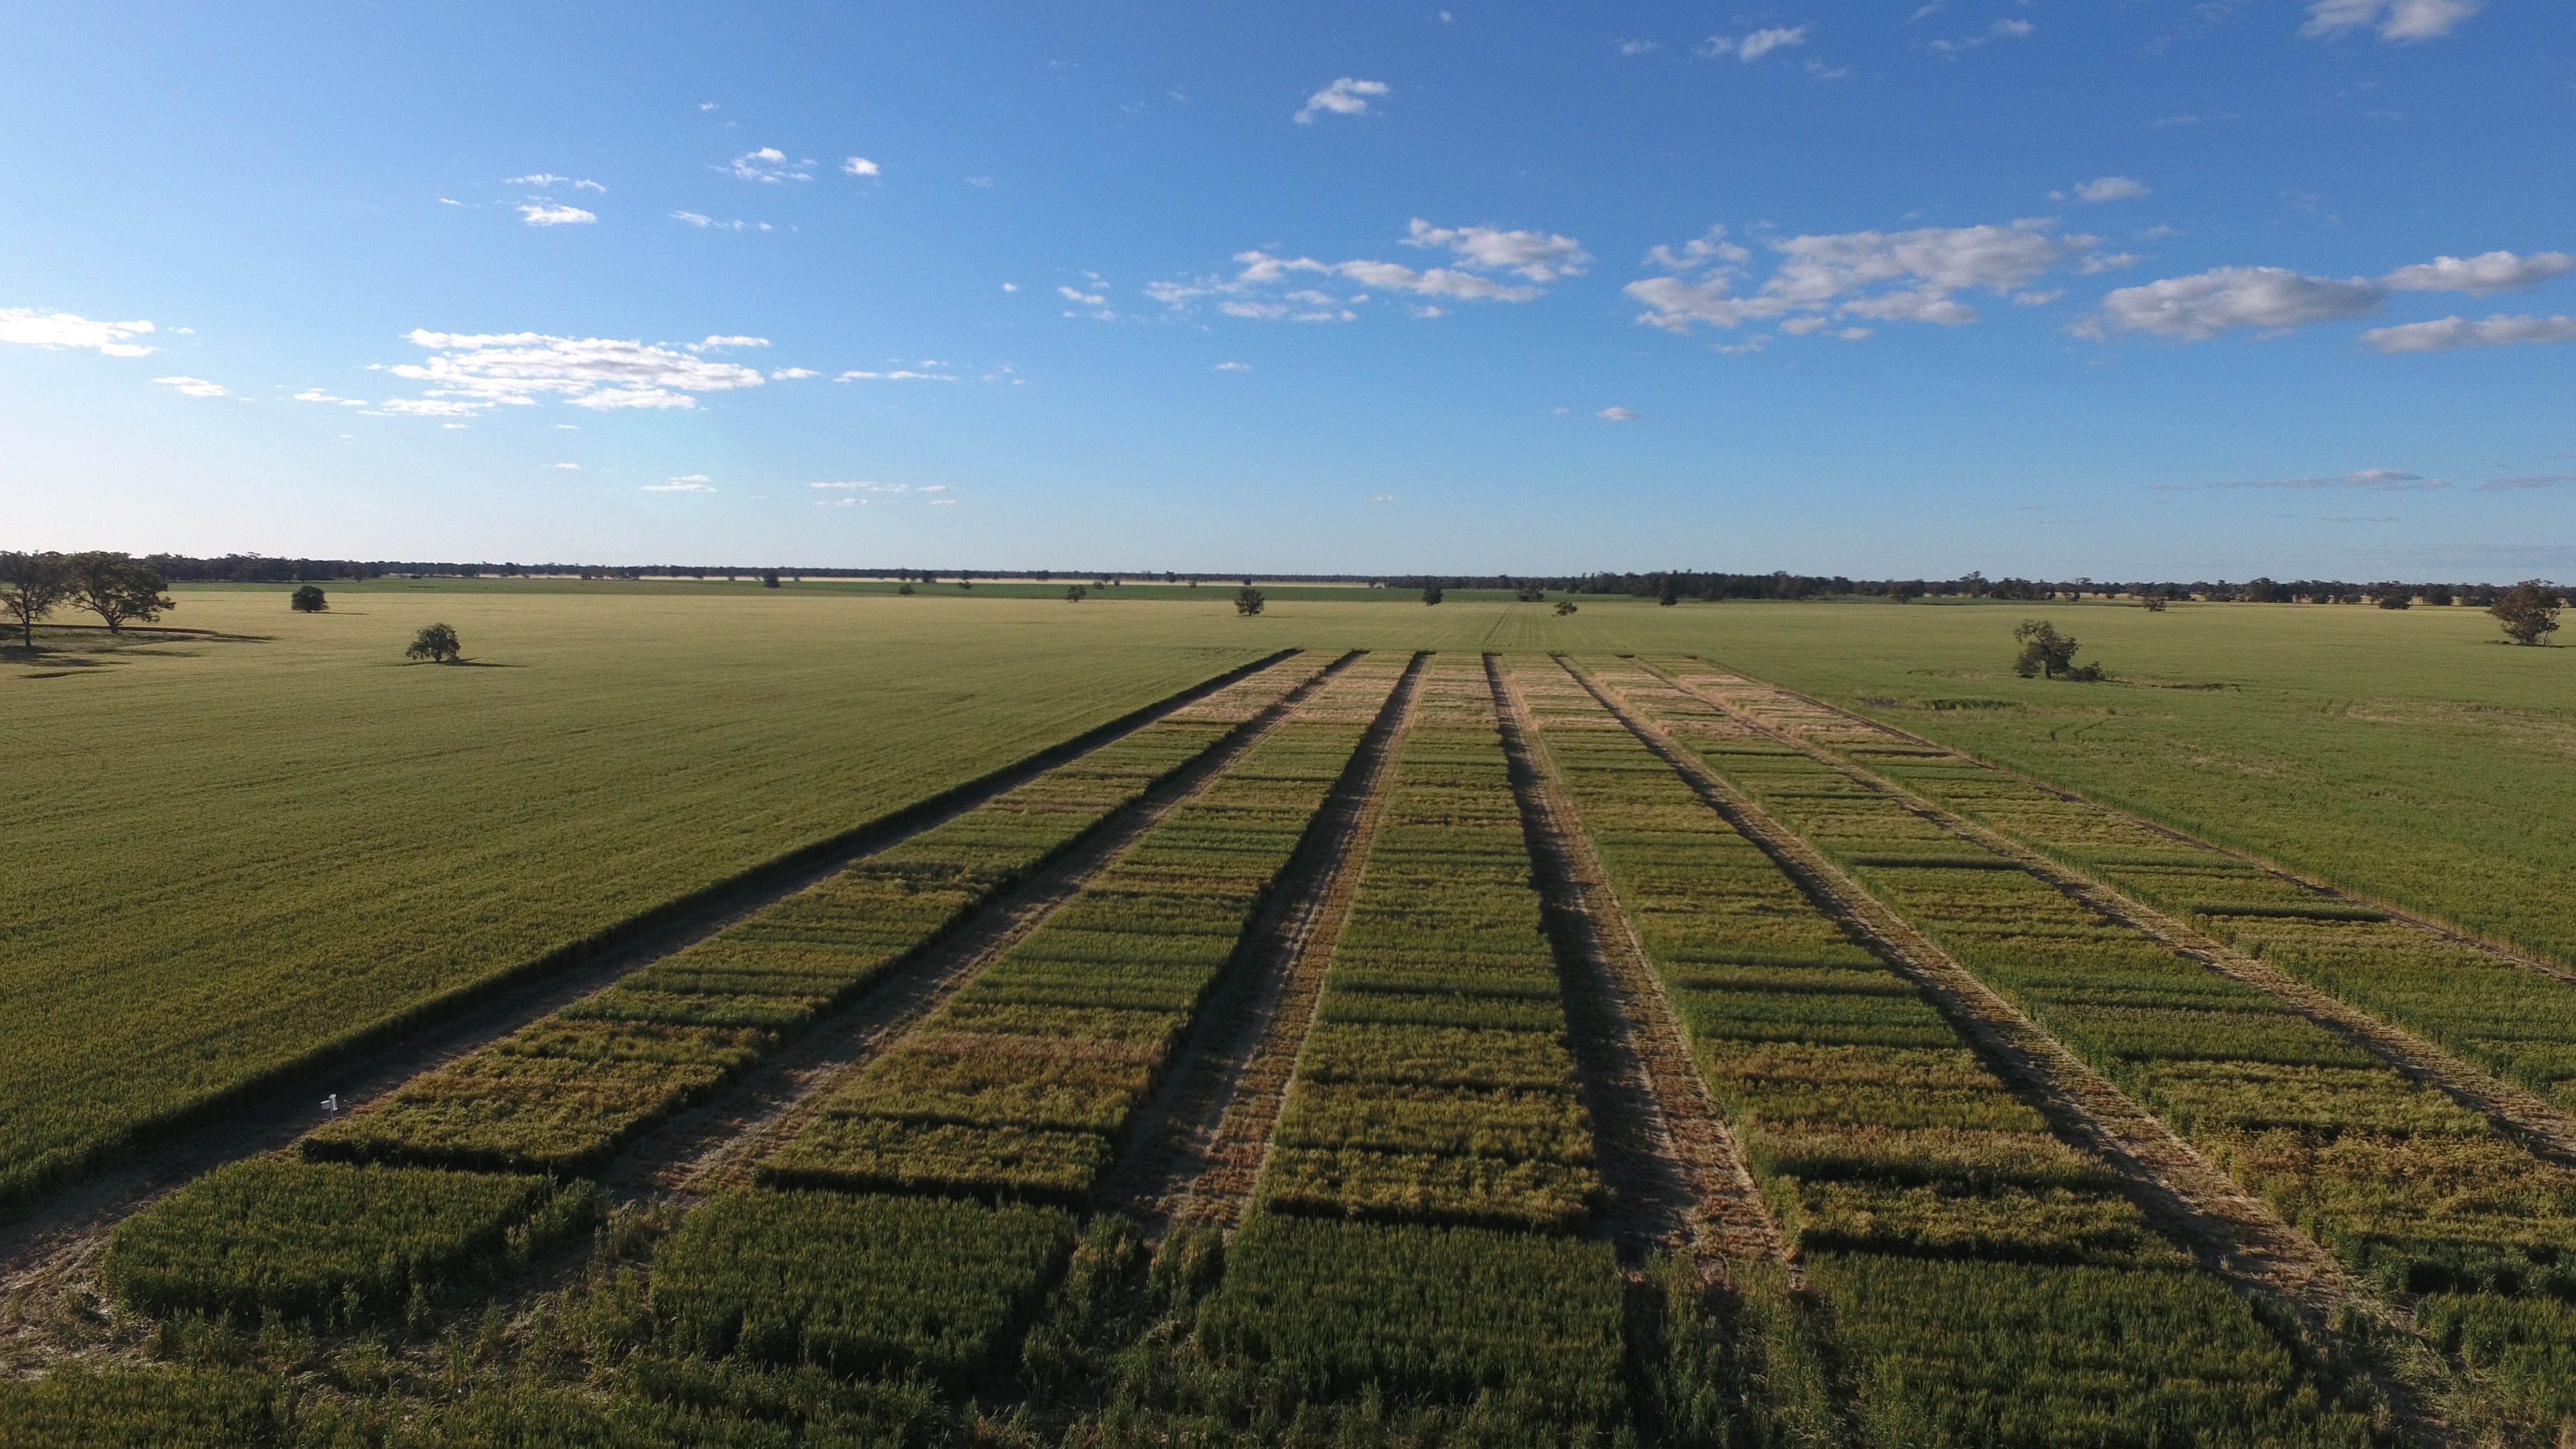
[652,1188,1077,1391]
[100,1158,597,1323]
[1260,654,1597,1232]
[1520,657,2373,1440]
[305,653,1327,1180]
[763,654,1409,1205]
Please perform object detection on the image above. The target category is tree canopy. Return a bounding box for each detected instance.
[1,551,68,649]
[1233,586,1265,616]
[2012,619,2101,681]
[405,623,464,663]
[67,553,175,634]
[290,585,328,612]
[2490,581,2562,646]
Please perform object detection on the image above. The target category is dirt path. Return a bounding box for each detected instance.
[1488,656,1785,1272]
[643,652,1368,1202]
[1564,658,2466,1441]
[1104,654,1425,1229]
[0,652,1315,1294]
[1651,661,2576,1171]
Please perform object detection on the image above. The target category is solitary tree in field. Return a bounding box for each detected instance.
[1422,583,1443,605]
[290,585,328,612]
[1066,584,1088,603]
[406,622,464,663]
[2490,581,2562,646]
[1553,600,1578,616]
[896,582,916,596]
[2012,619,2096,679]
[1,550,68,648]
[1657,581,1681,607]
[1515,584,1545,603]
[1234,585,1265,616]
[66,553,175,634]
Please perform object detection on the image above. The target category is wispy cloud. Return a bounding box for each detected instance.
[0,309,158,355]
[725,147,812,182]
[670,211,772,232]
[1629,220,2116,336]
[2481,474,2576,491]
[644,475,715,492]
[1617,39,1660,55]
[152,375,228,397]
[383,330,766,414]
[293,388,366,406]
[687,335,769,352]
[1215,361,1250,370]
[1701,26,1807,61]
[509,173,605,193]
[551,462,581,470]
[2162,468,2449,491]
[842,156,880,176]
[1295,77,1390,123]
[519,203,595,226]
[2302,0,2481,43]
[2362,314,2576,353]
[2081,249,2573,341]
[1598,406,1641,421]
[1150,218,1584,323]
[834,368,958,381]
[771,367,819,379]
[2053,176,2150,204]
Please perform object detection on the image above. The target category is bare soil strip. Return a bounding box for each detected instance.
[1660,662,2576,1170]
[1105,654,1426,1229]
[1157,665,1433,1235]
[1489,656,1785,1271]
[645,653,1369,1203]
[0,650,1310,1276]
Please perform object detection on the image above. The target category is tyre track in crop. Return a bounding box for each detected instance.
[1489,656,1785,1272]
[1108,654,1426,1231]
[647,652,1368,1205]
[1568,665,2390,1311]
[0,650,1311,1281]
[1657,662,2576,1172]
[1164,657,1432,1227]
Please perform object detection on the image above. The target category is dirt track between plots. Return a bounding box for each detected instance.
[1491,656,1785,1273]
[639,652,1366,1204]
[0,652,1310,1291]
[1110,654,1425,1230]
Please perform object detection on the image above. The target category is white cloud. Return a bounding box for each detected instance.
[552,462,581,469]
[2085,249,2570,341]
[1403,219,1591,280]
[1618,39,1660,55]
[384,330,766,414]
[520,204,596,226]
[966,175,993,188]
[2058,176,2149,203]
[726,147,811,182]
[153,375,227,397]
[645,475,715,492]
[2380,251,2574,294]
[842,156,880,176]
[1059,285,1106,305]
[509,173,605,193]
[0,309,158,355]
[2078,252,2143,274]
[293,388,366,406]
[1001,282,1018,292]
[2302,0,2480,42]
[1598,406,1640,421]
[1215,361,1250,370]
[2014,289,2065,306]
[771,367,819,379]
[1295,77,1390,123]
[2081,266,2383,339]
[439,197,463,206]
[2362,314,2576,352]
[834,368,958,381]
[1629,220,2097,334]
[1370,493,1397,503]
[2213,469,2447,490]
[1703,26,1807,61]
[688,335,769,352]
[378,397,481,417]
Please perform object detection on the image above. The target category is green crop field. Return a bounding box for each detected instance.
[8,583,2576,1447]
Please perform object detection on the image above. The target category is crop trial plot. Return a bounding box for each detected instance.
[1515,656,2374,1444]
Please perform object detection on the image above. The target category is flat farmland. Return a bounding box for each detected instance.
[8,585,2576,1447]
[0,585,1273,1204]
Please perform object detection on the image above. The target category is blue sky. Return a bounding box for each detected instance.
[3,1,2570,578]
